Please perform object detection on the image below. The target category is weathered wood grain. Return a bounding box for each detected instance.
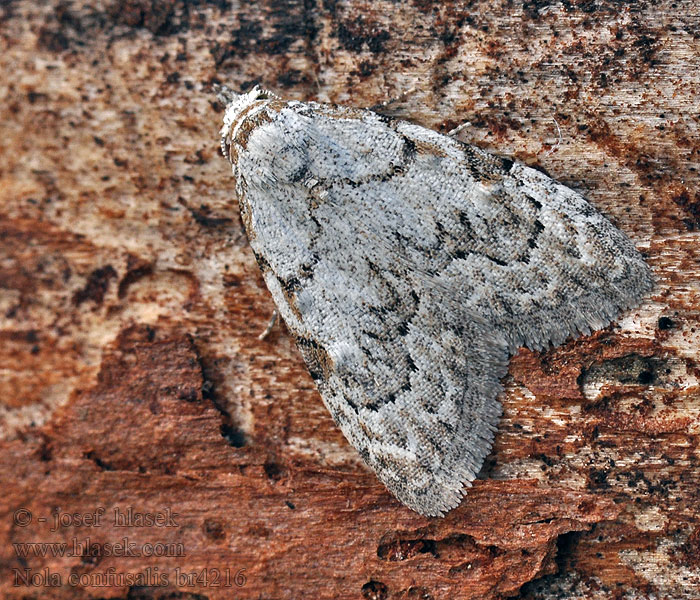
[0,1,698,598]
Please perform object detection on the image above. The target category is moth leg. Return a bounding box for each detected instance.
[258,309,279,341]
[212,83,237,106]
[369,86,417,116]
[447,121,472,137]
[542,117,563,157]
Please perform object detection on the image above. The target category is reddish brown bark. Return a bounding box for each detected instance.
[1,1,698,598]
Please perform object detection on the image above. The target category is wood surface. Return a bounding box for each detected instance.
[1,1,698,598]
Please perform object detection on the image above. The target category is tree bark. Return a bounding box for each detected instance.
[0,1,698,598]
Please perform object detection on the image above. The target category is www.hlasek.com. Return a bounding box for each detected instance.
[14,537,185,558]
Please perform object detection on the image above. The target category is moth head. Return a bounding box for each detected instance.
[217,84,278,162]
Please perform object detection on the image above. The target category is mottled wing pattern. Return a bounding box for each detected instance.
[222,94,652,516]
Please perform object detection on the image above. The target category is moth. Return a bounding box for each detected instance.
[217,85,653,516]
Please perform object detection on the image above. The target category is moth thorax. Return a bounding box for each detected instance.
[220,85,277,163]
